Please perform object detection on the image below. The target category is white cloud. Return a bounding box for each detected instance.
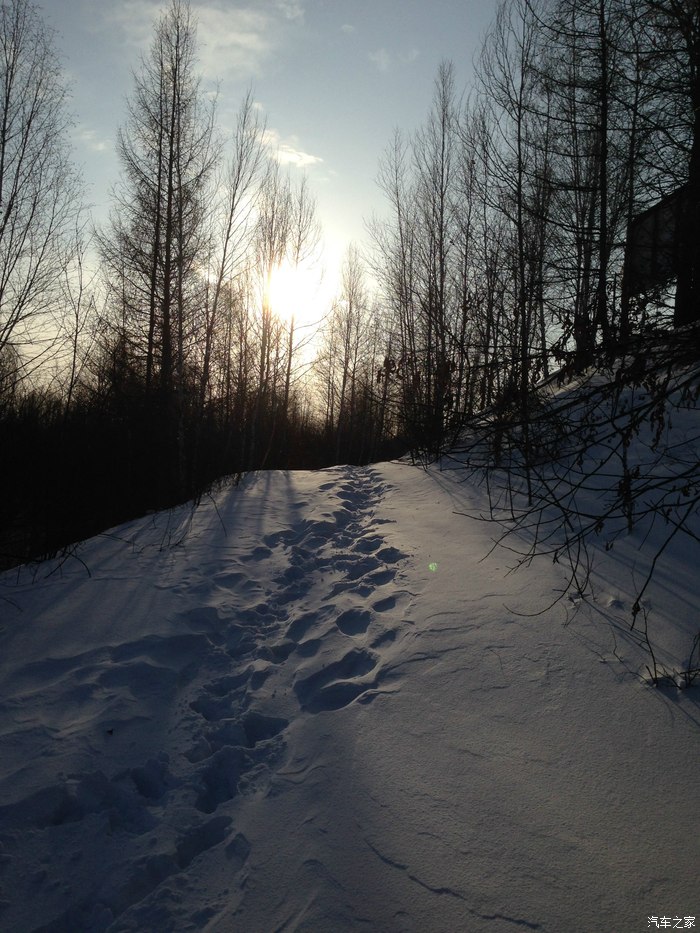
[76,126,110,154]
[263,128,323,169]
[340,23,356,35]
[277,145,323,169]
[369,46,420,72]
[196,7,274,78]
[103,0,161,51]
[369,48,392,72]
[276,0,304,21]
[98,2,302,80]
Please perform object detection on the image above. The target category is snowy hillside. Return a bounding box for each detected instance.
[0,452,699,931]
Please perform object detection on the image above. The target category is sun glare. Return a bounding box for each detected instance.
[265,260,324,328]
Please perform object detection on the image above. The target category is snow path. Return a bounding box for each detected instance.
[0,462,698,931]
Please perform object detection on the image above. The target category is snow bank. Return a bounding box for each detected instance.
[0,461,698,931]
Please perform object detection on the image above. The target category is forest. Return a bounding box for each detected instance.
[0,0,698,569]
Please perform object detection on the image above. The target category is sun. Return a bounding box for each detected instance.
[265,259,324,328]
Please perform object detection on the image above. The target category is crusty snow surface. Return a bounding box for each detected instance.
[0,460,698,932]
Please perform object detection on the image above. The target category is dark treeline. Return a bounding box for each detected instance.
[1,0,698,567]
[0,0,405,568]
[369,0,699,460]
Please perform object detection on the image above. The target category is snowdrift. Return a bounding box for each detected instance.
[0,424,699,930]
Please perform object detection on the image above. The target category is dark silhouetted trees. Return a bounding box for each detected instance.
[0,0,83,377]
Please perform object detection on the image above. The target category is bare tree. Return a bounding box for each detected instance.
[370,129,421,448]
[0,0,83,377]
[280,175,321,430]
[60,215,98,419]
[328,245,369,460]
[248,162,320,467]
[98,0,216,497]
[198,90,266,411]
[638,0,700,326]
[248,160,291,466]
[99,0,216,400]
[371,66,465,459]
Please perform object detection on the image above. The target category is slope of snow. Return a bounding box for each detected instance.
[0,459,698,932]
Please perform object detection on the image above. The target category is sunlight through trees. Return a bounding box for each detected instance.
[1,0,699,568]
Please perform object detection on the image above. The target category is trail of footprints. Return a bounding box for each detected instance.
[171,467,411,921]
[182,466,410,791]
[0,467,410,931]
[176,467,411,847]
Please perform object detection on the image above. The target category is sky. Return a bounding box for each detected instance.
[48,0,497,305]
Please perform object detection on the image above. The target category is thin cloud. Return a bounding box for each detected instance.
[276,0,304,21]
[76,126,110,154]
[102,0,160,50]
[369,48,392,72]
[263,128,323,169]
[340,24,356,35]
[97,2,301,80]
[196,6,274,78]
[278,145,322,169]
[369,46,420,72]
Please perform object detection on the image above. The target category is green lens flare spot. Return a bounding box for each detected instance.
[428,562,438,572]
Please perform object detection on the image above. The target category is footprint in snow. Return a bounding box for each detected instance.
[0,763,172,835]
[372,595,396,613]
[285,606,335,643]
[343,555,381,581]
[262,528,305,549]
[175,814,233,869]
[239,545,273,562]
[28,816,246,932]
[365,568,397,586]
[189,694,236,723]
[240,711,288,747]
[226,831,252,871]
[187,711,288,765]
[178,607,226,648]
[195,746,248,813]
[376,546,406,564]
[371,628,399,649]
[294,647,378,714]
[335,608,372,636]
[256,640,296,664]
[295,637,322,657]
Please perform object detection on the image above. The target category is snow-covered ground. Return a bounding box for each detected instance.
[0,454,698,931]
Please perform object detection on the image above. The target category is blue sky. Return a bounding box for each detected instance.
[50,0,496,291]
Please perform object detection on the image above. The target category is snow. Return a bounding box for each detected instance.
[0,450,699,930]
